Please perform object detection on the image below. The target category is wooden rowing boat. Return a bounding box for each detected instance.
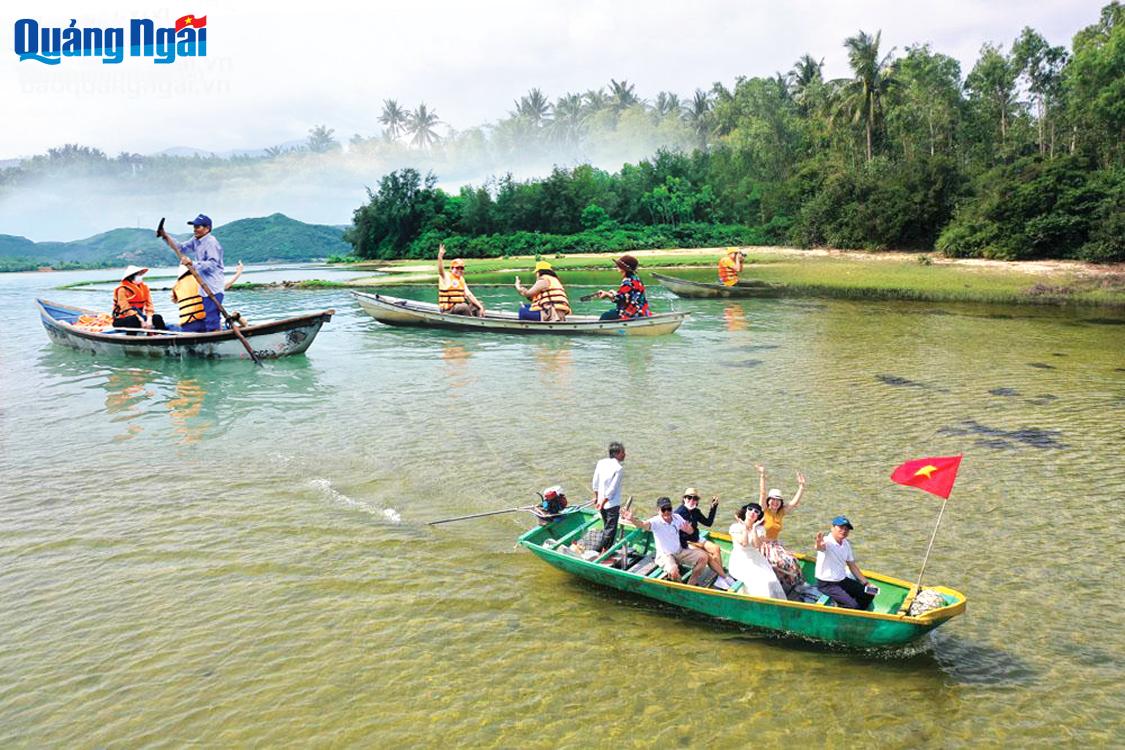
[37,298,334,360]
[652,272,784,299]
[518,507,966,647]
[352,291,688,336]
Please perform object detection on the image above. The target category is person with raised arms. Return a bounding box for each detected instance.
[437,242,484,317]
[514,261,571,322]
[622,497,710,585]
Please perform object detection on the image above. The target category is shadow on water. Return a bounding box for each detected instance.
[554,577,1037,685]
[876,373,947,391]
[989,387,1020,397]
[937,419,1067,450]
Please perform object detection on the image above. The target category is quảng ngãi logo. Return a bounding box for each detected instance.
[13,15,207,65]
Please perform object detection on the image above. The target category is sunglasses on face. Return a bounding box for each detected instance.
[683,495,699,501]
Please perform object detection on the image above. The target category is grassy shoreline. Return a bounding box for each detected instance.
[336,246,1125,308]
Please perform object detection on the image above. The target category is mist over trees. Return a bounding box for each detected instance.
[5,3,1123,261]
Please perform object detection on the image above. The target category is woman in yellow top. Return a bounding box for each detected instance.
[753,464,806,593]
[514,261,571,322]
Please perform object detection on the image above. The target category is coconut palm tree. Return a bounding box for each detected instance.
[582,88,610,115]
[513,88,552,127]
[407,103,441,149]
[834,30,896,161]
[608,79,641,112]
[548,92,585,145]
[379,99,409,141]
[654,91,682,118]
[683,88,712,148]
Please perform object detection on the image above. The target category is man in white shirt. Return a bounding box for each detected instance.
[590,441,626,552]
[814,515,875,610]
[622,497,709,585]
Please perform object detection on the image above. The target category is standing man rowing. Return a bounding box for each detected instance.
[159,214,225,331]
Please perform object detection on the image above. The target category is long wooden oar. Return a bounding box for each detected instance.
[428,505,539,526]
[156,218,262,366]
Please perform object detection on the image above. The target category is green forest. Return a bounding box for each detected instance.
[346,4,1123,263]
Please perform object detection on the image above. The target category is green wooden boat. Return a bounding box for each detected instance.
[518,507,966,648]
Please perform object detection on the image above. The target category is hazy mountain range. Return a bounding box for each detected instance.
[0,213,351,272]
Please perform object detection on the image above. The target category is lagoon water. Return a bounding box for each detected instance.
[1,265,1123,747]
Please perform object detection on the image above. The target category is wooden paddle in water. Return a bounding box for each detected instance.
[156,217,262,366]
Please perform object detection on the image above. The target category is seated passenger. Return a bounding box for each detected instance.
[754,464,806,593]
[113,265,167,331]
[814,515,876,610]
[437,242,485,317]
[675,489,736,590]
[622,497,709,585]
[515,261,571,322]
[593,255,651,321]
[171,262,208,332]
[728,503,785,599]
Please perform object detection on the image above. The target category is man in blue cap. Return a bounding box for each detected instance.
[159,214,225,331]
[813,515,876,610]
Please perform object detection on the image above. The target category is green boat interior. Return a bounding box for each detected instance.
[520,508,959,616]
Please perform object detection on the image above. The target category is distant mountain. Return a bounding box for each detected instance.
[0,213,350,271]
[151,140,305,159]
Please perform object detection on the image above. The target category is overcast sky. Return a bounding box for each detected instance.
[2,0,1106,159]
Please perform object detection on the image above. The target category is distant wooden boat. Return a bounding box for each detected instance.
[352,291,688,336]
[37,298,334,360]
[652,272,784,299]
[519,507,966,648]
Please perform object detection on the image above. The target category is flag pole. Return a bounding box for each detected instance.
[898,493,951,615]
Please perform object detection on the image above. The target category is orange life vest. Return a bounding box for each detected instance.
[529,275,571,315]
[172,273,205,325]
[113,280,152,318]
[718,255,739,286]
[438,274,467,311]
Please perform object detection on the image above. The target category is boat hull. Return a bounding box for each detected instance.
[652,272,783,299]
[519,509,965,648]
[38,299,333,360]
[353,291,687,336]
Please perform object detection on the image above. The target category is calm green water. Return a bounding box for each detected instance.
[2,266,1123,747]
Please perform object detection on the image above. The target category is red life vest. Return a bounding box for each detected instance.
[113,280,152,318]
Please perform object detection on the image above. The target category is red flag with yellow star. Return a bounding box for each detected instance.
[175,15,207,32]
[890,455,962,499]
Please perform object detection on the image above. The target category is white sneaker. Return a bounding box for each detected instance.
[714,577,731,591]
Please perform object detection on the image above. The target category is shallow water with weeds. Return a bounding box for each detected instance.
[2,267,1123,746]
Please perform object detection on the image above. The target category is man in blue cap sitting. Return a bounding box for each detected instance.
[813,515,876,610]
[159,214,225,331]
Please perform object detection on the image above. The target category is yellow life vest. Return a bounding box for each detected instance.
[718,255,739,286]
[438,274,467,311]
[173,274,205,325]
[529,275,571,315]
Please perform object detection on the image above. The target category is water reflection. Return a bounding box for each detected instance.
[533,340,573,389]
[166,378,211,445]
[723,305,748,332]
[103,368,157,442]
[441,342,475,391]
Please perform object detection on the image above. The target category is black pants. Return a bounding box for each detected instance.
[597,506,620,552]
[816,576,875,610]
[114,314,167,331]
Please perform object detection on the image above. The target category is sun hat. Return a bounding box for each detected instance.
[614,254,638,272]
[534,261,552,273]
[450,258,466,269]
[767,488,784,500]
[831,515,854,529]
[121,265,148,280]
[187,214,212,227]
[682,487,700,500]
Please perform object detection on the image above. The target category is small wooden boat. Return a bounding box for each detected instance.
[353,291,688,336]
[652,272,784,299]
[37,298,334,360]
[519,507,966,648]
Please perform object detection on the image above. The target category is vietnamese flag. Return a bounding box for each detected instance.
[175,15,207,32]
[890,455,963,499]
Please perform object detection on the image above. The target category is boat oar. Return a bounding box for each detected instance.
[156,217,263,367]
[428,505,539,526]
[579,292,600,302]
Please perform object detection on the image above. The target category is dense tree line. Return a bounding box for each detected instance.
[347,4,1123,262]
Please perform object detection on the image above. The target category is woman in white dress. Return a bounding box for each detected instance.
[728,503,786,599]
